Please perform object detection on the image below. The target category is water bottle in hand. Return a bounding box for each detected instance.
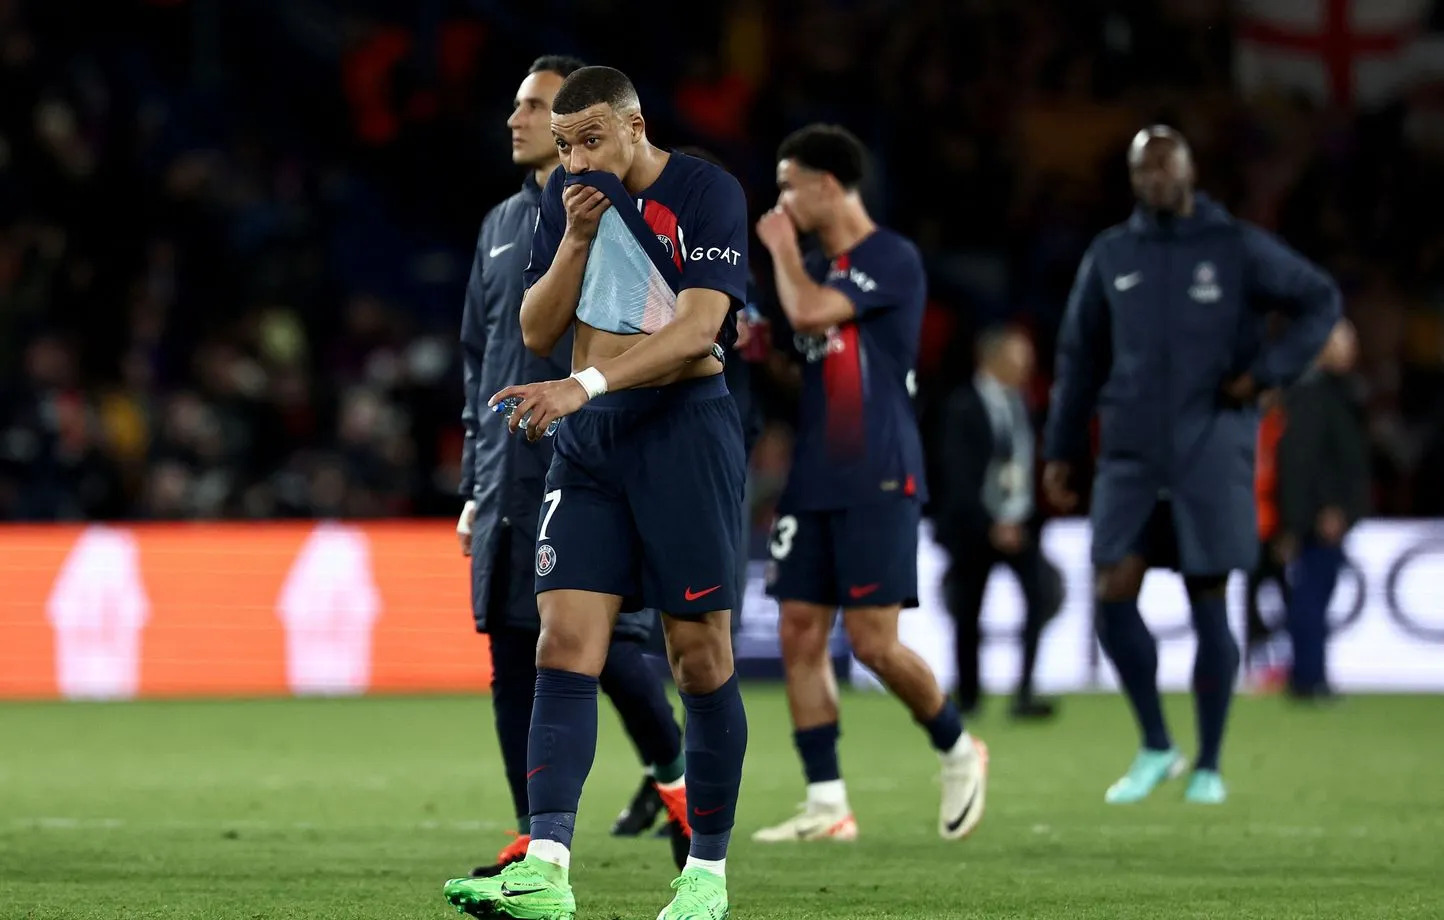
[493,397,561,437]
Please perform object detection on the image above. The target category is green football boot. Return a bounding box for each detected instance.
[443,857,575,920]
[656,866,729,920]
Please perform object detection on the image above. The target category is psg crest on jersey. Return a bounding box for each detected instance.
[535,543,557,577]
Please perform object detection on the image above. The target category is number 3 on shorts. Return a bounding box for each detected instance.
[769,514,798,560]
[539,489,562,541]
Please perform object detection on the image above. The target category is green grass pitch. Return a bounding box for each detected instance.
[1,687,1440,919]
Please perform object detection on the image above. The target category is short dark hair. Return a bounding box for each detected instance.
[551,65,639,116]
[529,55,587,79]
[777,124,867,190]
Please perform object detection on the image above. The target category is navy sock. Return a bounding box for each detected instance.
[679,673,747,862]
[919,699,965,753]
[526,668,598,848]
[598,638,683,776]
[1189,591,1240,772]
[1097,599,1172,751]
[488,629,539,832]
[793,723,842,784]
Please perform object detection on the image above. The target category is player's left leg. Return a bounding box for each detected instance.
[1183,573,1239,804]
[654,610,746,920]
[628,382,747,918]
[842,605,987,839]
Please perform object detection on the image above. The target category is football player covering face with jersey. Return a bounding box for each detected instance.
[753,123,989,844]
[444,65,750,920]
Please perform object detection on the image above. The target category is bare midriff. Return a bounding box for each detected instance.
[574,321,722,385]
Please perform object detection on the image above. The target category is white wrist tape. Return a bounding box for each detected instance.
[571,366,609,400]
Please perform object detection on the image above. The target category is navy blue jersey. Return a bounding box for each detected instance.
[525,151,749,329]
[779,228,929,511]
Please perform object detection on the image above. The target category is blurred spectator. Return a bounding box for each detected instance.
[934,327,1062,720]
[1276,320,1371,702]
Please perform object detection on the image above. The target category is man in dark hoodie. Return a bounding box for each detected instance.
[1044,126,1340,805]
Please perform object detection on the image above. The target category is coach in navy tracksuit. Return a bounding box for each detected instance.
[1043,126,1340,806]
[456,55,684,875]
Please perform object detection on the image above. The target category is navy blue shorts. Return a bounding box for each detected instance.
[535,374,745,617]
[764,498,921,609]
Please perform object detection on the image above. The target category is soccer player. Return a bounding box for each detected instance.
[443,66,748,920]
[1043,126,1340,804]
[456,56,692,878]
[751,124,987,843]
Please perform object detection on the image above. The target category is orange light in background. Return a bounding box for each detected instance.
[0,522,489,701]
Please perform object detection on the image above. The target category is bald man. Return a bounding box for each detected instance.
[1043,126,1341,805]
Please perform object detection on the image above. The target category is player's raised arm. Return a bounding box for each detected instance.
[756,133,894,335]
[757,207,856,335]
[518,167,603,355]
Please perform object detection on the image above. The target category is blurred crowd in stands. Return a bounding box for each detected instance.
[3,0,1444,524]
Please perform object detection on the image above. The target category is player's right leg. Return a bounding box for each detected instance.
[1095,553,1186,804]
[755,512,859,842]
[446,589,619,920]
[446,424,636,920]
